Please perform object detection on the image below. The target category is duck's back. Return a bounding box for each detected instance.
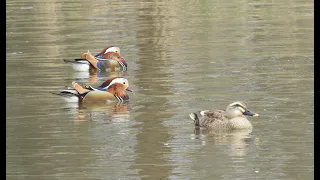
[200,110,230,129]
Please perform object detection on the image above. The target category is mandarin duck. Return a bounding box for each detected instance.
[55,77,132,103]
[64,46,127,72]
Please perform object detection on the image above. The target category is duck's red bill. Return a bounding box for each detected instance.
[126,88,133,92]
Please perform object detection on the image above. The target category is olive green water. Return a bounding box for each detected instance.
[6,0,313,179]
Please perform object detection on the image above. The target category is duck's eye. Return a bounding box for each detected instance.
[123,82,126,84]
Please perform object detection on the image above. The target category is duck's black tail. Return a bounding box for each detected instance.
[189,113,200,127]
[50,89,79,97]
[63,59,89,64]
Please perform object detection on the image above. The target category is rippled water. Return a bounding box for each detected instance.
[7,0,313,179]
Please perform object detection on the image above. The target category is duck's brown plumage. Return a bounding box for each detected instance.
[55,77,132,103]
[199,109,230,128]
[106,83,129,101]
[78,82,130,103]
[189,102,259,130]
[63,46,126,72]
[81,51,127,72]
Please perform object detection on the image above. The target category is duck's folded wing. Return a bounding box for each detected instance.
[96,58,127,71]
[82,91,117,102]
[203,110,226,119]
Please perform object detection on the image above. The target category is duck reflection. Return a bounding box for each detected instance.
[71,71,127,85]
[193,128,253,157]
[64,102,131,124]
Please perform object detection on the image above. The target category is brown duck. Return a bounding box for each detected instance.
[189,101,259,130]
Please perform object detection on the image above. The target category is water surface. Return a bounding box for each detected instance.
[6,0,313,179]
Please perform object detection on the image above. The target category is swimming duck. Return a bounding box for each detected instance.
[64,46,127,72]
[55,77,132,103]
[189,101,259,130]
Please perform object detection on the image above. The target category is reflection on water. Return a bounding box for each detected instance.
[68,70,128,85]
[58,83,132,123]
[193,128,253,157]
[7,0,313,179]
[75,103,131,123]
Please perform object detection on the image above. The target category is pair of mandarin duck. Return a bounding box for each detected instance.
[56,46,132,104]
[57,45,260,131]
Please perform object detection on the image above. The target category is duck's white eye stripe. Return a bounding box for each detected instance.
[109,78,125,85]
[103,78,128,90]
[230,102,245,108]
[229,102,240,107]
[105,47,119,54]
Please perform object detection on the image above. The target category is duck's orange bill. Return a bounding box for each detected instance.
[126,88,133,92]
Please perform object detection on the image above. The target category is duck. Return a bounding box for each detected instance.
[189,101,259,130]
[54,77,132,103]
[63,46,127,72]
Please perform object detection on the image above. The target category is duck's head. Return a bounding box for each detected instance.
[225,101,259,119]
[98,46,121,56]
[99,77,132,92]
[103,52,125,63]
